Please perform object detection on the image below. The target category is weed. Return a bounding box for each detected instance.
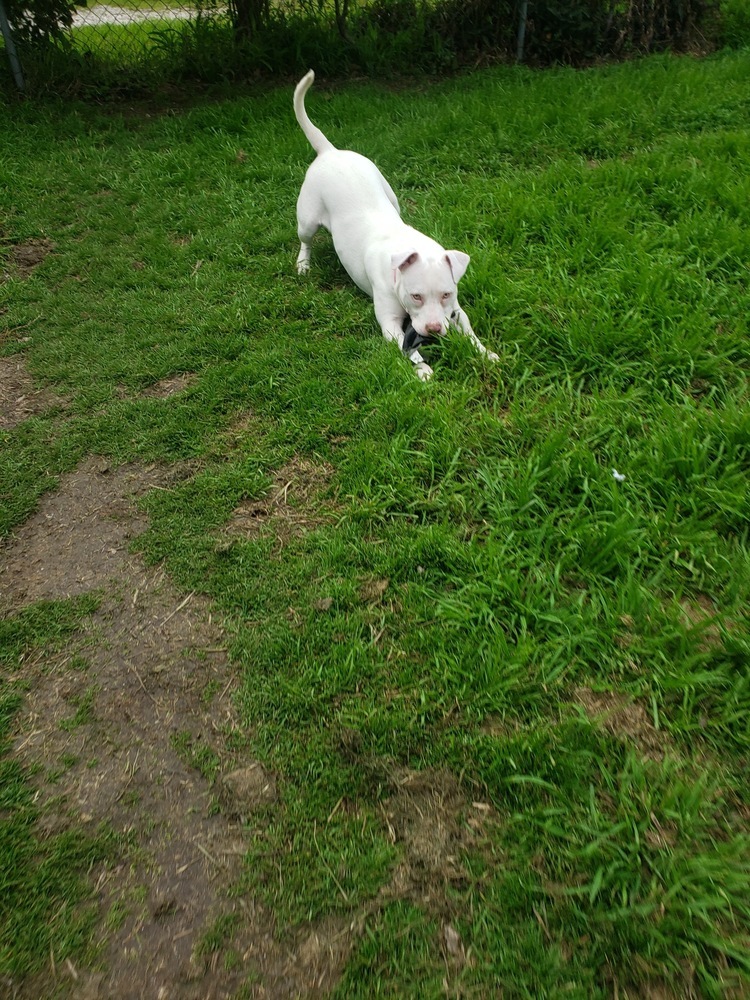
[0,597,101,667]
[60,684,98,731]
[170,729,221,782]
[196,912,238,957]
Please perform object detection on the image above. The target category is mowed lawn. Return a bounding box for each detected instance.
[2,50,750,996]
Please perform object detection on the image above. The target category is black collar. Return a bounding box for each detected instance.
[401,312,459,353]
[402,315,438,353]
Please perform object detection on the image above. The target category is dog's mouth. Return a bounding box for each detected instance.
[401,316,441,353]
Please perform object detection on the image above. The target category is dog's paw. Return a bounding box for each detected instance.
[296,261,310,275]
[415,362,433,381]
[486,351,500,363]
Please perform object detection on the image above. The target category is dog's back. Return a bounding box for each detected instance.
[292,69,496,378]
[294,70,404,293]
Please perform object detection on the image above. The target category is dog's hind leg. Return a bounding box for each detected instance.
[296,220,316,274]
[296,182,325,275]
[296,240,313,275]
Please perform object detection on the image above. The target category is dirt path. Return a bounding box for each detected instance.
[0,343,492,996]
[0,455,350,998]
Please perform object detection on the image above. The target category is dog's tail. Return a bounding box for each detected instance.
[294,70,335,156]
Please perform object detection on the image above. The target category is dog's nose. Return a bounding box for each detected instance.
[425,321,442,334]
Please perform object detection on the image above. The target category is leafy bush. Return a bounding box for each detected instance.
[523,0,714,64]
[1,0,726,93]
[721,0,750,47]
[3,0,76,44]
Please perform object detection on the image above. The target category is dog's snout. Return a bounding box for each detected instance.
[425,321,443,334]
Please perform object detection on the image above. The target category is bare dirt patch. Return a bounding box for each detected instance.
[574,686,671,761]
[357,577,390,604]
[223,457,336,546]
[1,453,490,997]
[0,354,67,430]
[0,457,352,998]
[140,373,197,399]
[378,767,496,918]
[679,594,724,649]
[2,238,54,281]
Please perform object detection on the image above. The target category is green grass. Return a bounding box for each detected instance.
[0,598,114,979]
[70,15,201,62]
[0,596,101,667]
[170,728,222,780]
[2,51,750,995]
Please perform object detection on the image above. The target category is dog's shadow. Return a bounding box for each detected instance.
[307,235,351,292]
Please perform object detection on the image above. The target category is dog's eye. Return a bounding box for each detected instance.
[411,294,424,304]
[441,292,452,301]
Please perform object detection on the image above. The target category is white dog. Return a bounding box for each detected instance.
[294,70,498,380]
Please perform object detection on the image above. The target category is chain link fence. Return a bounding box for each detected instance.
[71,3,202,34]
[59,4,198,64]
[2,0,728,95]
[69,1,219,63]
[1,0,245,91]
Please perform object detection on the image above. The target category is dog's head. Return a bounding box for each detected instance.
[391,249,469,337]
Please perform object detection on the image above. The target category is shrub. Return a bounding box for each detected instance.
[522,0,714,65]
[4,0,75,45]
[721,0,750,47]
[2,0,725,93]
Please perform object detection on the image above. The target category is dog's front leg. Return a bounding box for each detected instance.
[405,347,433,381]
[452,305,499,363]
[374,301,433,381]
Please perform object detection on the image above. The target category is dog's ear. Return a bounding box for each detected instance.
[391,250,420,273]
[445,251,470,283]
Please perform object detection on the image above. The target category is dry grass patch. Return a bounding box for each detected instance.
[379,767,496,915]
[678,594,725,650]
[0,355,67,430]
[223,456,337,545]
[140,372,197,398]
[574,686,672,761]
[2,238,54,281]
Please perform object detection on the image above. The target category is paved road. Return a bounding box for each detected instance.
[71,5,200,26]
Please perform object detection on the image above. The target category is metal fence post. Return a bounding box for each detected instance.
[0,0,25,93]
[516,0,529,62]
